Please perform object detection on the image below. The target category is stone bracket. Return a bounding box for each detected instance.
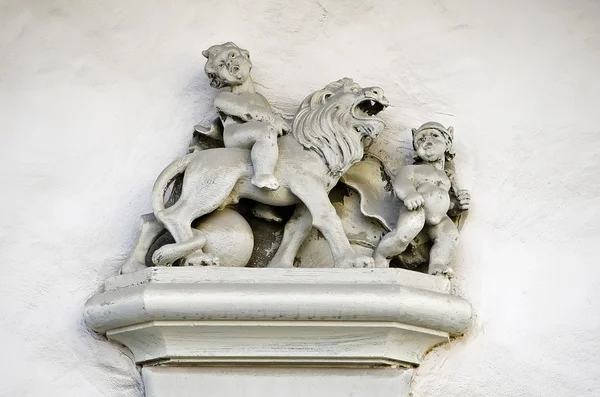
[85,268,472,368]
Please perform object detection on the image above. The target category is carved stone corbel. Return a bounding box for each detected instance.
[85,267,472,396]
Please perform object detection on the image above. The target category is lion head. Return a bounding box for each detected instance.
[292,78,388,177]
[202,42,252,89]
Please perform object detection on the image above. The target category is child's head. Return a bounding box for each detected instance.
[412,122,455,162]
[202,42,253,89]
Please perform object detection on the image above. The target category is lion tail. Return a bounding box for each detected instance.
[151,153,195,214]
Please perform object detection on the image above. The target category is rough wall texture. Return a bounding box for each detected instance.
[1,0,599,396]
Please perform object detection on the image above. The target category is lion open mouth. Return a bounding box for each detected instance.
[351,93,388,138]
[353,99,387,119]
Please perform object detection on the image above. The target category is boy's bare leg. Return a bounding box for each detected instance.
[373,208,425,268]
[427,215,459,276]
[223,122,280,191]
[250,125,279,190]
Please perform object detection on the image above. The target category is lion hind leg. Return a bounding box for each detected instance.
[152,207,205,266]
[120,213,165,274]
[152,229,206,266]
[267,204,312,268]
[152,170,241,266]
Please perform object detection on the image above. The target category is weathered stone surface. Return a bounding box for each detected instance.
[85,267,472,367]
[123,68,390,272]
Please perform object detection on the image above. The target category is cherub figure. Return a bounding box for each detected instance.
[373,122,471,276]
[197,42,290,190]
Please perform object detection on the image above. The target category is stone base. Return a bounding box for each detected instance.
[107,320,447,368]
[85,267,472,396]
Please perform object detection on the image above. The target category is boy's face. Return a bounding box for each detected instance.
[414,129,447,162]
[204,46,252,89]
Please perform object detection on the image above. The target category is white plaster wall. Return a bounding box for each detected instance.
[142,367,412,397]
[1,0,599,396]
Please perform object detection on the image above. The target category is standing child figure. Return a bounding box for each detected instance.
[373,122,470,276]
[198,42,289,190]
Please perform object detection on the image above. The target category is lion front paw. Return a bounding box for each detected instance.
[152,246,176,267]
[373,253,390,268]
[336,256,375,268]
[184,252,221,267]
[429,265,455,278]
[267,260,295,268]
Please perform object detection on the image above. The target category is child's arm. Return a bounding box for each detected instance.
[272,114,291,135]
[445,159,470,212]
[393,166,416,200]
[215,93,276,124]
[194,118,223,140]
[394,166,424,211]
[214,92,248,119]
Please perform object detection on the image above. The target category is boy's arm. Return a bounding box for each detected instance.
[272,114,291,135]
[194,118,223,140]
[214,92,247,118]
[214,93,275,123]
[394,166,424,211]
[445,159,471,212]
[393,166,417,200]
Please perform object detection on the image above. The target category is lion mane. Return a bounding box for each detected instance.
[292,78,368,178]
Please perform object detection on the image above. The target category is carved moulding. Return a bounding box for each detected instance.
[85,267,472,368]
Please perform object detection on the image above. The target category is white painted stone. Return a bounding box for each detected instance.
[106,320,447,368]
[84,268,472,368]
[105,266,451,293]
[85,267,467,396]
[2,1,600,396]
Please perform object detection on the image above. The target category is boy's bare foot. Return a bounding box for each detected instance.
[251,174,280,191]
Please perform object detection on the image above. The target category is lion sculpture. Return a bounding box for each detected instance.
[141,78,388,269]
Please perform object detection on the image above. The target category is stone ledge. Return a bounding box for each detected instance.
[84,268,471,368]
[105,267,451,293]
[106,320,448,368]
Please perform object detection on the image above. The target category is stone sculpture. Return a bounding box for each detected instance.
[119,44,389,272]
[151,77,387,268]
[87,46,476,397]
[197,42,290,190]
[120,42,470,277]
[372,122,470,275]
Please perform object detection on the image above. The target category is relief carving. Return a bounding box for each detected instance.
[372,122,470,275]
[120,42,470,276]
